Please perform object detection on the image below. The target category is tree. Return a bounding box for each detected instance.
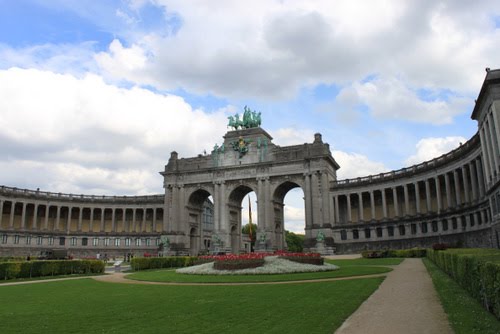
[242,223,256,251]
[285,231,304,252]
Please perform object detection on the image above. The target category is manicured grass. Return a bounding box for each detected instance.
[0,272,104,284]
[128,265,391,283]
[423,258,500,334]
[326,258,404,266]
[0,277,384,334]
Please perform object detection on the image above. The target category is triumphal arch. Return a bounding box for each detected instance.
[161,110,339,254]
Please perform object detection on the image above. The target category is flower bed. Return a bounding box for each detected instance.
[199,253,267,270]
[275,251,324,265]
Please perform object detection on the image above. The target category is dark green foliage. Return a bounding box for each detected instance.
[0,260,104,280]
[130,256,197,271]
[285,230,304,252]
[427,248,500,319]
[423,258,500,334]
[361,248,426,258]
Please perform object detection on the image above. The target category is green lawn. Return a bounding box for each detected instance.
[0,277,384,334]
[423,258,500,334]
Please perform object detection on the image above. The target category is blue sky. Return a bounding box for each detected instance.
[0,0,499,232]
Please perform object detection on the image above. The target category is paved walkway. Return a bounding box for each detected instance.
[335,258,452,334]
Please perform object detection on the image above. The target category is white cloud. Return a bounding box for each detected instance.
[0,67,228,195]
[405,136,467,166]
[333,150,388,179]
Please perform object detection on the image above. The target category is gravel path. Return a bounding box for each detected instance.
[335,258,452,334]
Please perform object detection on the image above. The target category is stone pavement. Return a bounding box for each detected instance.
[335,258,452,334]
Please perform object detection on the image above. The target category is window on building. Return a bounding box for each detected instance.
[1,234,7,244]
[340,230,347,240]
[156,238,160,246]
[399,225,406,236]
[59,237,65,246]
[70,237,77,246]
[411,224,417,235]
[104,238,110,246]
[442,219,448,231]
[36,236,43,245]
[432,221,438,232]
[26,235,32,245]
[146,238,151,246]
[477,214,482,225]
[461,216,467,230]
[421,222,428,233]
[82,237,88,246]
[469,214,475,227]
[387,226,394,237]
[364,228,371,239]
[114,238,121,247]
[93,238,99,246]
[135,238,142,246]
[14,235,20,244]
[352,229,359,240]
[48,236,54,245]
[376,227,383,238]
[452,217,458,230]
[125,238,131,246]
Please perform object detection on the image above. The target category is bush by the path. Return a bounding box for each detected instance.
[361,248,426,259]
[0,260,104,280]
[427,248,500,320]
[131,256,197,271]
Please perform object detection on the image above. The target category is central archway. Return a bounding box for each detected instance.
[227,184,255,253]
[273,181,305,250]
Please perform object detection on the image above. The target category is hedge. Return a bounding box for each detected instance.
[361,248,427,258]
[0,260,105,280]
[131,256,198,271]
[427,248,500,319]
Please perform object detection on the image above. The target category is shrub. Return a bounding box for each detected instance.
[361,248,426,258]
[432,243,449,250]
[130,256,197,271]
[0,260,104,280]
[427,248,500,319]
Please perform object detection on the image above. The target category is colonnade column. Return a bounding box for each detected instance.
[122,209,127,233]
[462,166,470,203]
[381,189,387,219]
[435,176,442,213]
[20,202,27,230]
[453,170,461,206]
[321,172,330,225]
[425,180,432,213]
[488,114,500,172]
[346,194,352,223]
[111,208,116,232]
[66,207,72,232]
[100,208,105,232]
[44,205,50,230]
[369,191,375,220]
[476,159,485,197]
[358,192,364,222]
[404,184,410,216]
[469,162,478,201]
[55,206,61,231]
[78,207,83,231]
[32,203,39,230]
[132,208,137,232]
[152,208,157,232]
[445,173,452,208]
[334,195,340,224]
[414,182,421,214]
[142,209,147,232]
[304,174,313,228]
[393,187,399,217]
[89,207,94,232]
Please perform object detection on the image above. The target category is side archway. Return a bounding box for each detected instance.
[187,188,213,255]
[273,181,304,250]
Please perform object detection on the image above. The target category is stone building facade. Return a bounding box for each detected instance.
[1,69,500,256]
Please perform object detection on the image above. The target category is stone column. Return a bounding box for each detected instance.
[334,195,340,224]
[122,208,127,233]
[111,208,116,232]
[264,178,272,231]
[304,174,313,228]
[311,172,321,226]
[346,194,352,223]
[404,184,410,216]
[453,170,461,206]
[445,173,452,209]
[78,207,83,231]
[321,172,330,225]
[414,182,421,214]
[370,191,375,220]
[20,202,27,230]
[476,158,485,197]
[488,113,500,173]
[435,176,442,213]
[66,207,72,232]
[142,208,147,232]
[213,182,221,231]
[164,186,172,232]
[393,187,399,217]
[469,161,478,201]
[89,207,94,232]
[358,192,364,222]
[179,185,186,232]
[100,208,105,232]
[381,189,387,219]
[152,208,157,232]
[44,205,50,230]
[132,208,137,232]
[491,104,500,153]
[461,166,470,203]
[479,128,492,182]
[425,179,432,213]
[55,205,61,231]
[0,200,3,228]
[220,181,227,234]
[32,203,39,230]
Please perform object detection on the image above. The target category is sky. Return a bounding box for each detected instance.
[1,0,499,233]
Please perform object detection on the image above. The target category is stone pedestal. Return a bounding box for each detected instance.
[311,241,335,255]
